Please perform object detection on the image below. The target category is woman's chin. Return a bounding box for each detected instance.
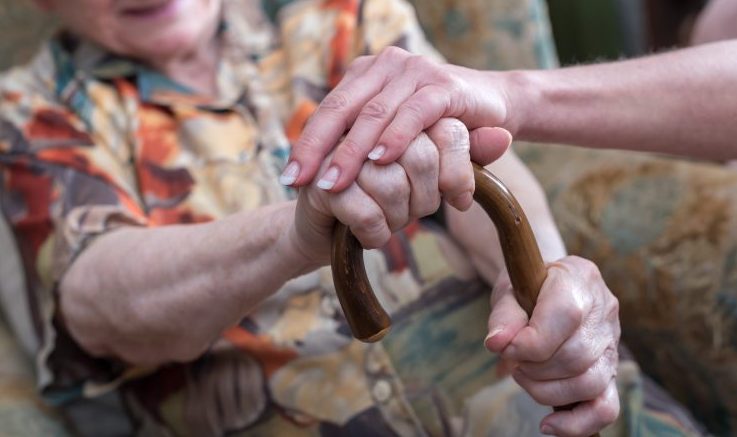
[114,2,220,63]
[120,25,213,64]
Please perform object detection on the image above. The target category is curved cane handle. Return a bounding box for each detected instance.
[331,164,600,437]
[331,163,546,342]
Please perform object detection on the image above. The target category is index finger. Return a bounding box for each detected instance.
[502,260,591,363]
[285,52,399,188]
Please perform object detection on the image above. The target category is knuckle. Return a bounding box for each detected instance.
[432,118,468,142]
[604,345,619,368]
[562,302,585,328]
[571,256,602,281]
[607,295,621,331]
[412,145,439,175]
[383,124,414,148]
[355,209,385,234]
[413,194,442,218]
[406,54,430,71]
[379,45,406,61]
[444,74,465,95]
[391,171,411,198]
[444,119,469,145]
[586,370,610,400]
[371,165,411,201]
[337,137,364,159]
[440,167,473,195]
[295,132,322,154]
[348,55,373,72]
[360,100,390,121]
[561,343,598,376]
[354,229,386,249]
[398,101,427,129]
[320,91,350,112]
[528,383,557,406]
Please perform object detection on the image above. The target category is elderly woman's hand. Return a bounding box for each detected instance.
[486,258,621,437]
[282,47,513,200]
[291,118,479,262]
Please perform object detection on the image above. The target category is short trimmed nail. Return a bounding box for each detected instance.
[279,161,300,186]
[484,328,503,348]
[317,166,340,190]
[368,145,386,160]
[540,424,553,435]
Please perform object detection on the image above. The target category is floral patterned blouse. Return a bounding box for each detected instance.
[0,0,705,436]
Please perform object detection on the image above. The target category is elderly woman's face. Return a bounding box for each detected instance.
[36,0,221,61]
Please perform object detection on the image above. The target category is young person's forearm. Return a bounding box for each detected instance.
[60,201,318,365]
[502,40,737,160]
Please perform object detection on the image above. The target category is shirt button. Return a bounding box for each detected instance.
[372,380,393,403]
[365,354,383,374]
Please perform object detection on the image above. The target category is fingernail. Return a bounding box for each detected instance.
[540,424,554,435]
[317,166,340,190]
[279,161,300,186]
[484,328,503,349]
[368,145,386,161]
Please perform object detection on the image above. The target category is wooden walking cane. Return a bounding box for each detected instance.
[331,162,600,437]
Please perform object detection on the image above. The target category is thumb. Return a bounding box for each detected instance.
[469,127,512,166]
[485,274,529,353]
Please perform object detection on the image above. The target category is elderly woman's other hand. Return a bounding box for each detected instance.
[282,47,513,197]
[291,118,482,263]
[486,257,621,437]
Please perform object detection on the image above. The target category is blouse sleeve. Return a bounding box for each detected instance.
[0,85,149,402]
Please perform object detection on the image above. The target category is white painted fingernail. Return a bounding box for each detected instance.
[279,161,300,186]
[368,145,386,161]
[317,166,340,190]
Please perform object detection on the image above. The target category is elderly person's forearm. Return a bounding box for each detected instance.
[59,201,315,366]
[59,126,473,367]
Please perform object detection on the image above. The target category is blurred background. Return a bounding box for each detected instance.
[0,0,712,71]
[547,0,707,64]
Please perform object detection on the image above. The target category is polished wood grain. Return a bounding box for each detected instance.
[331,163,546,343]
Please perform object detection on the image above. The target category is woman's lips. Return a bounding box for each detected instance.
[119,0,182,19]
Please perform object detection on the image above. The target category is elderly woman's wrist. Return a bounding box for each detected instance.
[285,218,330,274]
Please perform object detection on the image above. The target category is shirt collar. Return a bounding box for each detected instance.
[49,0,276,109]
